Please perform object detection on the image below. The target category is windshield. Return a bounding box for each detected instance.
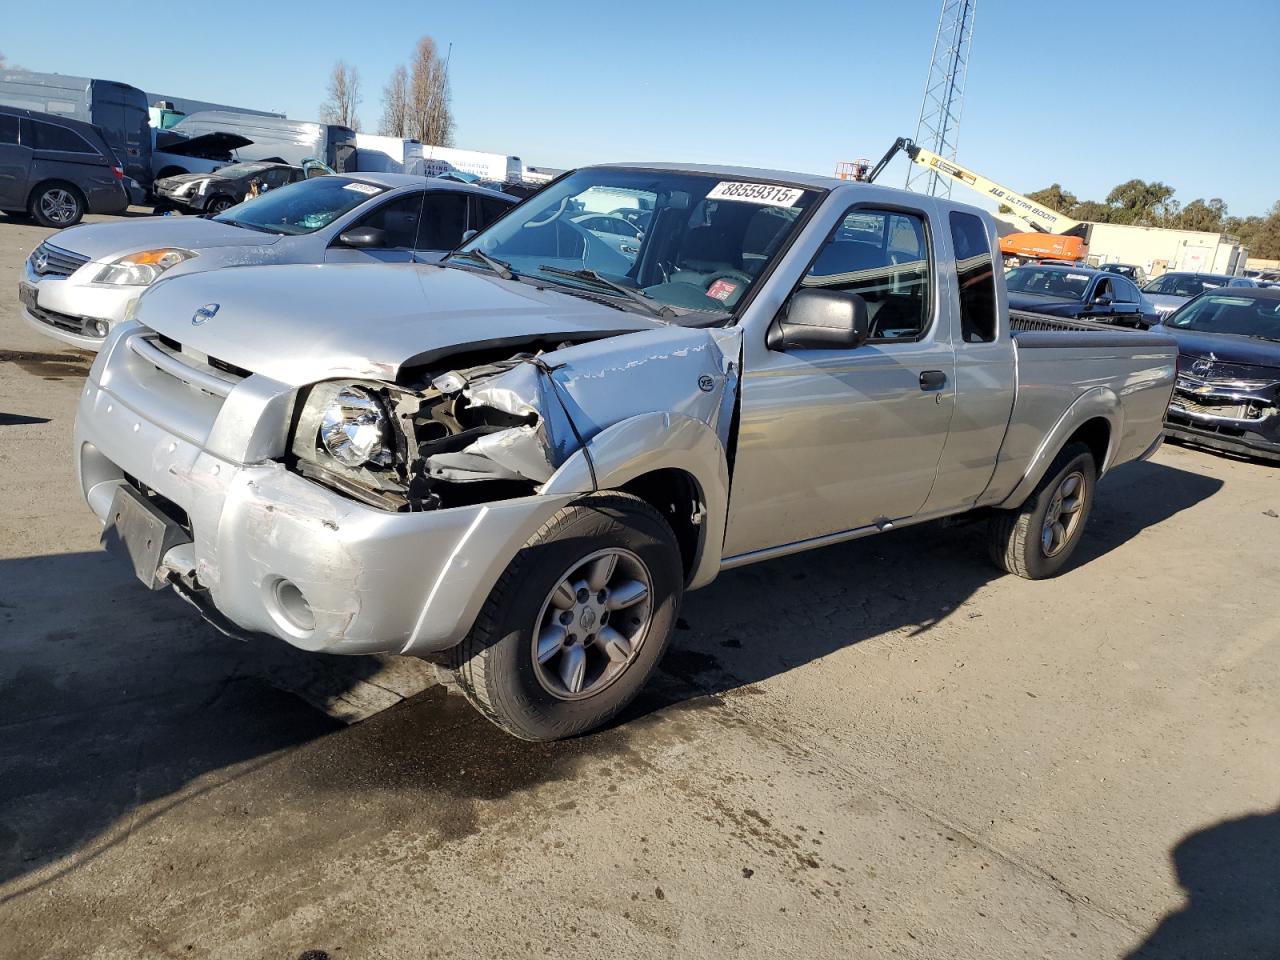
[213,177,387,235]
[1005,266,1091,300]
[1143,274,1227,297]
[213,162,277,181]
[1165,294,1280,340]
[453,168,820,318]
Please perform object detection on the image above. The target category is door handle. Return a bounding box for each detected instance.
[919,370,947,391]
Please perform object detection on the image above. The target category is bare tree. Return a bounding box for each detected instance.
[319,60,362,131]
[408,37,454,146]
[379,65,409,138]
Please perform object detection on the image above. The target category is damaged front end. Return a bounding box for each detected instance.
[286,325,742,513]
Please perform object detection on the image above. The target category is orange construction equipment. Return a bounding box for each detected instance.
[999,233,1088,262]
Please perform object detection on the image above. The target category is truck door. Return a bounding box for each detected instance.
[723,204,956,559]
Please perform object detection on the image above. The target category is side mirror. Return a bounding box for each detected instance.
[336,227,387,249]
[1092,295,1113,307]
[461,229,477,242]
[767,288,870,351]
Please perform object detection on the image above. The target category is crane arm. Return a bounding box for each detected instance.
[864,138,1080,235]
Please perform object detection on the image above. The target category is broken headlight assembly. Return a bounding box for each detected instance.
[320,385,394,467]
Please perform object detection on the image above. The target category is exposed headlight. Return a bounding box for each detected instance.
[175,179,208,197]
[320,386,393,467]
[94,248,196,286]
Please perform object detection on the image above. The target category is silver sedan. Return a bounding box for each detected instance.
[20,172,515,351]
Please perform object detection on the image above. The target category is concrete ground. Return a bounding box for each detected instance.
[1,211,1277,960]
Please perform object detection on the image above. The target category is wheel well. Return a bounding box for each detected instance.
[155,165,188,180]
[1067,417,1110,471]
[27,178,85,210]
[620,469,705,584]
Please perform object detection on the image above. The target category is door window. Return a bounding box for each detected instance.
[1093,277,1114,302]
[349,194,424,249]
[1113,277,1139,303]
[801,208,933,341]
[0,115,18,145]
[416,192,469,250]
[474,196,512,231]
[948,211,997,342]
[32,121,97,155]
[259,167,293,189]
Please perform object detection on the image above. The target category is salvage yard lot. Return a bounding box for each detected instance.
[1,213,1277,959]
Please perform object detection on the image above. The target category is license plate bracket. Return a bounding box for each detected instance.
[102,484,192,590]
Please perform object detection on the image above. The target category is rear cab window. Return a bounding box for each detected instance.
[948,211,997,342]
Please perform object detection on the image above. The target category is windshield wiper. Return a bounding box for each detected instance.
[215,217,279,235]
[536,265,675,320]
[448,248,514,280]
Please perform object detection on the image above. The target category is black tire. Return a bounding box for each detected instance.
[205,196,235,215]
[987,442,1097,580]
[29,181,85,228]
[450,492,683,741]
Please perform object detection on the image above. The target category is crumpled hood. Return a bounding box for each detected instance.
[1158,326,1280,371]
[134,262,663,386]
[50,216,281,263]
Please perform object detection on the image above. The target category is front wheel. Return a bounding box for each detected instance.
[205,196,235,215]
[987,442,1097,579]
[451,493,683,741]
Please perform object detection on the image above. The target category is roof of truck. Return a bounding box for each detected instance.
[595,162,843,190]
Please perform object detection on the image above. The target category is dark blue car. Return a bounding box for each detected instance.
[1158,286,1280,462]
[1005,264,1161,329]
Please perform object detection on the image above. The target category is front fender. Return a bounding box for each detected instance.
[997,386,1122,510]
[541,412,730,589]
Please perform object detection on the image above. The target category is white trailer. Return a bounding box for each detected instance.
[420,145,523,183]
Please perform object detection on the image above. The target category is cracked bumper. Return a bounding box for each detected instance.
[74,363,571,655]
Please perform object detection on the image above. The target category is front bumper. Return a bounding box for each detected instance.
[20,259,138,352]
[1164,378,1280,462]
[75,331,572,655]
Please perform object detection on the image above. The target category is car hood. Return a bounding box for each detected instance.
[51,216,283,262]
[154,131,253,157]
[1156,326,1280,370]
[133,263,663,386]
[1144,292,1189,311]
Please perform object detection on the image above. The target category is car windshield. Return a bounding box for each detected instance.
[1005,266,1091,300]
[214,162,278,181]
[1143,274,1226,297]
[213,177,388,235]
[1166,294,1280,340]
[452,168,820,319]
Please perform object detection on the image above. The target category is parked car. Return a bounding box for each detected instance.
[152,160,325,215]
[1005,264,1160,327]
[1141,272,1243,318]
[72,163,1176,740]
[1099,262,1148,286]
[0,105,128,227]
[21,173,516,350]
[1159,286,1280,462]
[151,130,253,182]
[571,212,643,260]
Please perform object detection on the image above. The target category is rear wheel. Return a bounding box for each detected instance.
[30,182,85,228]
[451,492,683,741]
[988,442,1097,579]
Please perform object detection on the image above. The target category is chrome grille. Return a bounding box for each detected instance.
[31,241,90,278]
[1171,395,1248,418]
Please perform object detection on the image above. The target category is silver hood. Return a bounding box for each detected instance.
[50,217,283,263]
[133,262,663,386]
[1145,292,1190,314]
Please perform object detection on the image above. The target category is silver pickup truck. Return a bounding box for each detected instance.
[73,163,1177,740]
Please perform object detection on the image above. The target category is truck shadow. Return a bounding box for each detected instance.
[0,458,1221,906]
[1124,805,1280,959]
[635,457,1223,711]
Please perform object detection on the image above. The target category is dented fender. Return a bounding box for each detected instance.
[542,412,731,589]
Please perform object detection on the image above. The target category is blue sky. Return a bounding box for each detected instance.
[5,0,1278,215]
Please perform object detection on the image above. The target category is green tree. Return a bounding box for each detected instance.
[1025,183,1078,214]
[1229,202,1280,259]
[1174,198,1228,233]
[1073,200,1112,223]
[1105,179,1176,225]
